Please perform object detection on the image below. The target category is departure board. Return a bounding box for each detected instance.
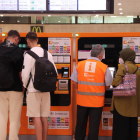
[0,0,111,13]
[19,0,46,10]
[0,0,17,10]
[49,0,77,11]
[78,0,106,10]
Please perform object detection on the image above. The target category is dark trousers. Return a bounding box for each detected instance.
[75,105,103,140]
[112,107,138,140]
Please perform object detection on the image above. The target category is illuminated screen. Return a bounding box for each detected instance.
[19,0,46,10]
[49,0,77,10]
[109,67,115,88]
[78,0,106,10]
[64,72,68,74]
[0,0,17,10]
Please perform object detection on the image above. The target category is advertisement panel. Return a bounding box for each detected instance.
[123,37,140,55]
[48,38,71,55]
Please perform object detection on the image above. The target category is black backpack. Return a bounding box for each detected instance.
[0,55,14,89]
[26,49,57,92]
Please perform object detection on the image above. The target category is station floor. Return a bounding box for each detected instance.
[5,136,140,140]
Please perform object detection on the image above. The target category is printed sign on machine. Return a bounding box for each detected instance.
[48,38,71,55]
[28,111,69,129]
[123,37,140,55]
[102,111,113,130]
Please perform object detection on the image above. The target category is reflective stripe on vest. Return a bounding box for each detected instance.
[77,91,105,96]
[78,81,105,86]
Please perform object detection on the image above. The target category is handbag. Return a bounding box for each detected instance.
[113,64,138,96]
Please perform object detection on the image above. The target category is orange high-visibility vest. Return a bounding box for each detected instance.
[76,59,107,107]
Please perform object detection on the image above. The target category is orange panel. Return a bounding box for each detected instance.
[76,32,140,38]
[83,107,113,136]
[75,32,140,137]
[99,107,112,136]
[84,107,140,137]
[2,33,73,38]
[5,33,74,136]
[54,90,69,94]
[7,105,73,135]
[56,64,70,79]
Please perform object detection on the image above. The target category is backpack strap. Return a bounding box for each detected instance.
[26,50,39,60]
[26,50,47,89]
[26,73,32,89]
[44,49,48,59]
[25,50,39,89]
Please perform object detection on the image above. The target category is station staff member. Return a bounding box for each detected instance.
[71,44,113,140]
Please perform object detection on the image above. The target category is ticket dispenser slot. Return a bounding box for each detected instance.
[41,62,71,106]
[58,80,68,90]
[57,67,69,78]
[57,69,62,79]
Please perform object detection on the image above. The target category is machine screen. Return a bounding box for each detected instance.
[78,0,106,10]
[19,0,46,10]
[48,0,107,11]
[49,0,77,11]
[0,0,17,10]
[0,0,46,11]
[109,67,115,89]
[64,72,68,74]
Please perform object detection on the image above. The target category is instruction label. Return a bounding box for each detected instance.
[28,111,69,129]
[123,37,140,55]
[48,38,71,55]
[102,111,113,130]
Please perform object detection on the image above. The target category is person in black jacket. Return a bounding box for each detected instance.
[0,30,24,140]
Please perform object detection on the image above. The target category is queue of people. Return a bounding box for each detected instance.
[0,30,140,140]
[0,30,57,140]
[71,46,140,140]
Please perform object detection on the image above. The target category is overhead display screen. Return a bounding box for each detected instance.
[49,0,77,11]
[0,0,112,13]
[78,0,106,10]
[0,0,17,10]
[19,0,46,10]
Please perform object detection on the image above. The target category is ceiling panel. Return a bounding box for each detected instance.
[114,0,140,15]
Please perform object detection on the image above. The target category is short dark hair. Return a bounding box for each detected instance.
[26,32,37,41]
[8,30,20,40]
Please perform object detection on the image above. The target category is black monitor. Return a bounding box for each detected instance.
[0,0,114,14]
[19,0,46,11]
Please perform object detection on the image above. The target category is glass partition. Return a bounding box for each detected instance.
[0,15,139,24]
[104,16,137,23]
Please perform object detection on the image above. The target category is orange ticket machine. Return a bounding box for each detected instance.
[2,33,73,138]
[75,32,140,137]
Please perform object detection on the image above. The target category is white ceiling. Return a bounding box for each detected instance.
[114,0,140,15]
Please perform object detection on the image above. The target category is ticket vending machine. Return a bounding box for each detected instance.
[2,33,73,139]
[75,32,140,137]
[0,31,2,44]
